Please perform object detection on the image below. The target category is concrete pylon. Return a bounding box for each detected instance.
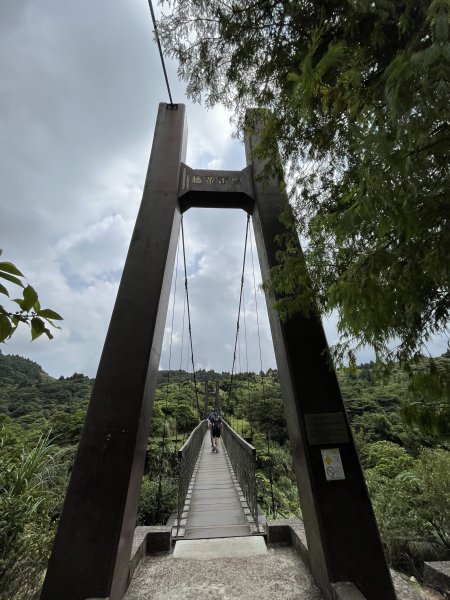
[245,112,395,599]
[41,104,186,600]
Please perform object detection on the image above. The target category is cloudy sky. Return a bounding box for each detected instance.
[2,1,445,379]
[0,0,282,378]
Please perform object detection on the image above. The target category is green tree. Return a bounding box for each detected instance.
[49,409,86,446]
[0,428,70,600]
[159,0,449,429]
[0,250,63,342]
[366,446,450,575]
[173,401,198,432]
[402,356,450,437]
[137,476,177,526]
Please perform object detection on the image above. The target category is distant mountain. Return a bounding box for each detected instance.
[0,353,93,425]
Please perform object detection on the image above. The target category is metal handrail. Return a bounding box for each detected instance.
[221,420,259,530]
[176,419,207,534]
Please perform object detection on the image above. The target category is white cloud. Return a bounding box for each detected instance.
[0,0,274,378]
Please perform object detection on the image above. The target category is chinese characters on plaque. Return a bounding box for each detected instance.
[190,175,241,185]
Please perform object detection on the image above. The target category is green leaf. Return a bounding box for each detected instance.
[22,285,39,311]
[31,317,46,340]
[13,298,26,310]
[0,261,24,277]
[31,317,53,341]
[0,313,13,342]
[0,272,24,288]
[0,283,9,296]
[37,308,63,321]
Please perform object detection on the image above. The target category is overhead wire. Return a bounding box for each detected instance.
[147,0,175,106]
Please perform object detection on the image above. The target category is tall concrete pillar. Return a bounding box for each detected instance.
[245,117,395,600]
[41,103,187,600]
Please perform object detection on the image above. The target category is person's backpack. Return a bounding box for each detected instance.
[212,416,222,437]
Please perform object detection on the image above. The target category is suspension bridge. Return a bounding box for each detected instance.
[37,102,399,600]
[123,419,322,600]
[174,424,259,540]
[15,0,441,590]
[152,198,275,542]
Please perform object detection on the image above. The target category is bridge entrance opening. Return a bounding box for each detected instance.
[41,103,396,600]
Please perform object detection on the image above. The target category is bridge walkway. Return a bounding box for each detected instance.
[182,431,251,540]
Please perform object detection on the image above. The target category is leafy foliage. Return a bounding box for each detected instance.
[137,476,177,526]
[0,250,63,343]
[0,353,448,594]
[0,428,70,600]
[158,1,450,435]
[402,355,450,437]
[366,445,450,576]
[0,354,92,427]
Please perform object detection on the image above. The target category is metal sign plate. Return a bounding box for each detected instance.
[304,412,349,445]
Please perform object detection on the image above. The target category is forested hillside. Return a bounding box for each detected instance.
[0,351,449,600]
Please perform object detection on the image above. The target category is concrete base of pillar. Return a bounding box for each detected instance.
[129,526,172,584]
[267,519,368,600]
[423,561,450,598]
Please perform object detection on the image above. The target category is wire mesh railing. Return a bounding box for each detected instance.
[176,419,207,535]
[255,472,302,520]
[222,419,260,530]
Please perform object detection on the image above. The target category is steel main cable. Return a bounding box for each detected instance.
[181,216,202,420]
[147,0,174,106]
[224,213,251,422]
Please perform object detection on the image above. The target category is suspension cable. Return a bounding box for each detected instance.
[242,287,251,438]
[147,0,174,106]
[181,216,202,420]
[224,214,251,420]
[236,325,243,435]
[162,237,180,436]
[249,223,276,517]
[249,225,264,380]
[175,290,188,448]
[155,236,180,519]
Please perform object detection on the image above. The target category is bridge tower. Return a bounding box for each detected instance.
[41,103,396,600]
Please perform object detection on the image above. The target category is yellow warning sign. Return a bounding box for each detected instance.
[321,448,345,481]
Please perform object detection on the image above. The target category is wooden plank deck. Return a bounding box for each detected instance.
[183,431,251,540]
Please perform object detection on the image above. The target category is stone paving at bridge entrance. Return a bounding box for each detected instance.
[182,431,252,540]
[124,541,323,600]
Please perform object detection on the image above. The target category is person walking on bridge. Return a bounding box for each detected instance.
[207,410,215,446]
[211,412,222,453]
